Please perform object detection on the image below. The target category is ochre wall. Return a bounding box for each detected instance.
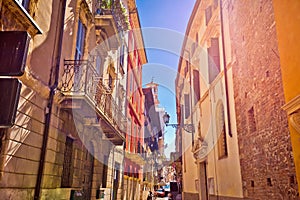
[273,0,300,192]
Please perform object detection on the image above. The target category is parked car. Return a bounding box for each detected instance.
[154,188,165,197]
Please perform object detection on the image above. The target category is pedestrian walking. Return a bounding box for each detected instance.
[147,191,153,200]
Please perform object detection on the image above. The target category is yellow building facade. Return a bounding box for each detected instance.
[176,0,243,199]
[273,0,300,193]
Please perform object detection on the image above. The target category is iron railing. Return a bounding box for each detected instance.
[95,0,129,32]
[59,60,127,137]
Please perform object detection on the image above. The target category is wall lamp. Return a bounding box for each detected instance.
[163,112,194,133]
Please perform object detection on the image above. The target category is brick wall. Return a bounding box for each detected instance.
[228,0,299,199]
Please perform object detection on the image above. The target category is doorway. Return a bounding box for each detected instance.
[199,162,208,200]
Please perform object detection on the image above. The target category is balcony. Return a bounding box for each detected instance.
[125,141,147,166]
[94,0,129,50]
[59,60,126,145]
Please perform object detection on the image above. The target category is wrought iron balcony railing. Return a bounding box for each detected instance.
[59,60,127,137]
[95,0,129,32]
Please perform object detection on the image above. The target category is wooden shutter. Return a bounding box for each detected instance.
[205,6,212,25]
[193,70,200,103]
[184,94,190,119]
[208,38,220,83]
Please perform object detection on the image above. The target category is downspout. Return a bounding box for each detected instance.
[188,51,195,147]
[34,0,67,199]
[121,141,125,200]
[210,93,220,199]
[219,0,232,137]
[110,145,116,200]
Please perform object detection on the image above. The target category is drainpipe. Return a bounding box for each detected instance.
[34,0,67,199]
[188,51,195,147]
[121,141,125,200]
[110,145,116,200]
[209,92,220,199]
[219,0,232,137]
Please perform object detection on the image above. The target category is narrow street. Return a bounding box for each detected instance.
[0,0,300,200]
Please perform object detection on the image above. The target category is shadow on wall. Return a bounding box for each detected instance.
[29,0,77,85]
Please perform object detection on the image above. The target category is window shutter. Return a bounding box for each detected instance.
[0,31,30,76]
[184,94,190,119]
[193,70,200,103]
[208,38,220,83]
[205,6,212,25]
[0,78,22,127]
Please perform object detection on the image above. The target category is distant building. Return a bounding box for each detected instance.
[176,0,243,199]
[143,81,166,187]
[142,87,160,192]
[123,1,148,199]
[145,81,166,156]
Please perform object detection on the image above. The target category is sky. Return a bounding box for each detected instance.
[136,0,196,158]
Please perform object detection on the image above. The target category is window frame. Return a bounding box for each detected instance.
[75,19,86,60]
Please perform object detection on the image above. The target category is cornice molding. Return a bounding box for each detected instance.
[282,95,300,134]
[282,95,300,115]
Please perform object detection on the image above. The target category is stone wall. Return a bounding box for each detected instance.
[0,85,46,199]
[228,0,299,199]
[209,195,248,200]
[183,192,199,200]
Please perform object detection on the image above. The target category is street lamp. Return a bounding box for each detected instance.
[163,112,194,133]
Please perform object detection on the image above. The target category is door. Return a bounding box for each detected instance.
[82,147,94,200]
[112,162,120,200]
[199,162,208,200]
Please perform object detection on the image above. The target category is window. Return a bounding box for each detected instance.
[108,74,113,89]
[102,155,108,188]
[184,94,190,119]
[96,55,102,75]
[75,19,86,60]
[127,121,131,151]
[267,178,272,186]
[193,70,200,104]
[208,38,220,83]
[205,6,212,25]
[218,123,227,158]
[248,106,256,133]
[184,60,189,77]
[216,102,227,159]
[17,0,30,11]
[213,0,219,9]
[180,104,184,125]
[120,44,125,67]
[61,136,74,187]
